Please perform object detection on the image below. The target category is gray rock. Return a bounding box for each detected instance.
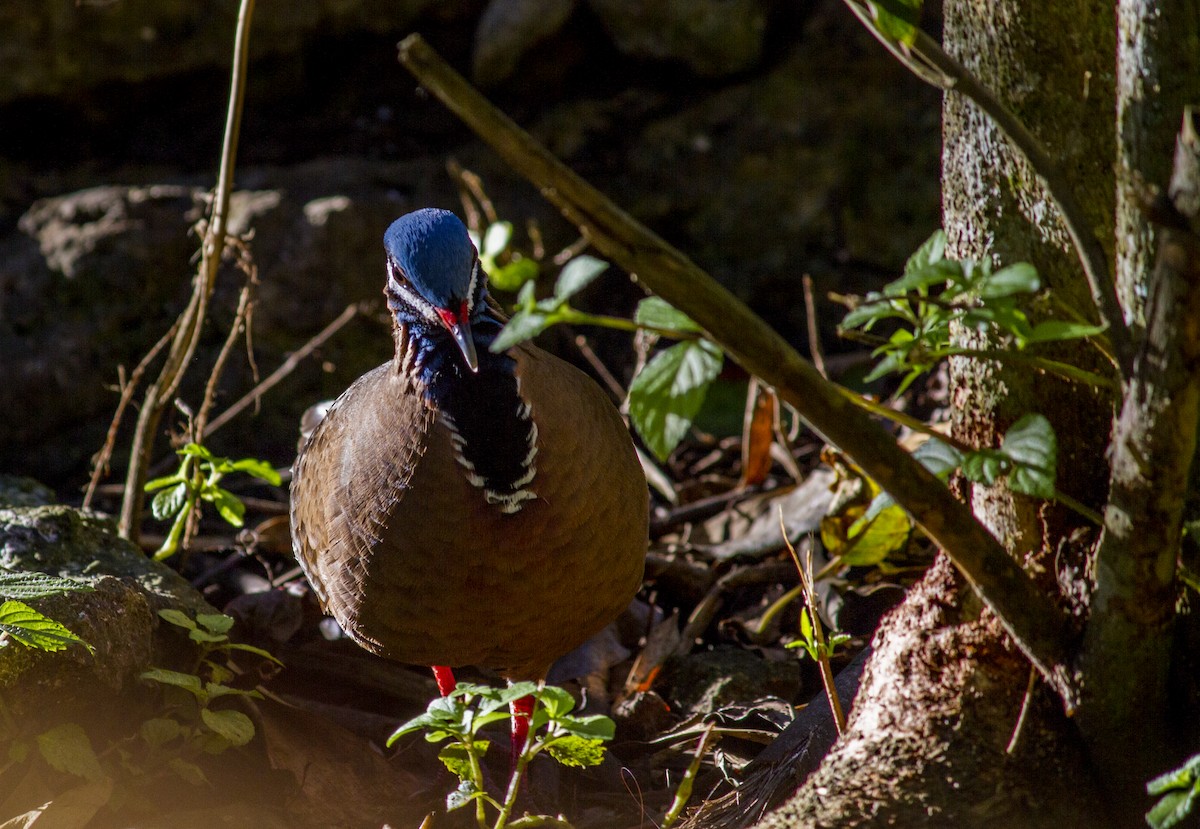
[0,475,56,508]
[585,0,768,76]
[0,503,213,724]
[473,0,578,87]
[660,645,801,716]
[0,0,446,105]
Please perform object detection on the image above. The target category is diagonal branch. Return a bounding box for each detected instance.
[397,34,1079,708]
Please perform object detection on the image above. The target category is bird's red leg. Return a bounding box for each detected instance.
[432,665,456,696]
[509,694,535,769]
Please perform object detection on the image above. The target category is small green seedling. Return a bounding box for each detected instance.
[144,442,281,559]
[786,607,852,663]
[388,682,614,829]
[139,609,281,776]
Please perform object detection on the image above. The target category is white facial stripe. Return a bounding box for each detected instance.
[466,257,480,313]
[388,265,441,326]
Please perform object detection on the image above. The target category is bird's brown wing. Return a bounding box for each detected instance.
[290,362,433,649]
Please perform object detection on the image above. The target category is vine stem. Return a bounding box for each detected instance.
[559,308,703,341]
[117,0,256,541]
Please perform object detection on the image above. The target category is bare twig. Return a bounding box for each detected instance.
[83,323,177,509]
[569,331,626,403]
[802,274,827,379]
[1006,666,1038,754]
[203,302,363,438]
[197,250,257,439]
[117,0,256,542]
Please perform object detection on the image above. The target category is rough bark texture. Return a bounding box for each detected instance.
[753,558,1104,828]
[753,2,1123,825]
[942,0,1116,556]
[1114,1,1200,329]
[1079,109,1200,799]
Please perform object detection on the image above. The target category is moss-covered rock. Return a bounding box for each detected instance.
[0,502,214,724]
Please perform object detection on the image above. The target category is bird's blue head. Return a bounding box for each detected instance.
[384,209,486,372]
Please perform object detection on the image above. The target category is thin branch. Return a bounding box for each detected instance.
[83,323,177,509]
[802,274,828,379]
[839,0,1134,378]
[117,0,256,541]
[397,34,1078,706]
[197,256,257,439]
[203,301,363,438]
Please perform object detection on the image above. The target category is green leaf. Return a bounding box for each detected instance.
[867,0,921,46]
[491,309,550,352]
[228,458,282,486]
[168,756,209,786]
[634,297,703,334]
[388,714,439,746]
[189,628,230,644]
[842,503,912,567]
[207,487,246,527]
[200,708,255,746]
[141,668,204,697]
[140,717,182,748]
[1147,788,1199,829]
[388,696,468,745]
[1024,319,1108,344]
[979,262,1040,299]
[0,570,94,600]
[144,473,185,492]
[535,685,577,719]
[628,339,724,461]
[489,257,539,292]
[151,482,189,520]
[438,741,488,779]
[904,229,946,272]
[36,723,106,783]
[1001,414,1057,499]
[446,779,484,812]
[223,641,285,665]
[1149,755,1200,795]
[913,437,964,478]
[158,608,197,630]
[960,448,1008,487]
[545,735,606,768]
[196,613,235,635]
[554,255,608,300]
[0,600,91,653]
[800,607,813,641]
[482,221,513,259]
[179,442,214,462]
[494,681,540,707]
[205,686,261,705]
[554,713,616,741]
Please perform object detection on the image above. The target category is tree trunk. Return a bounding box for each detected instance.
[753,1,1169,825]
